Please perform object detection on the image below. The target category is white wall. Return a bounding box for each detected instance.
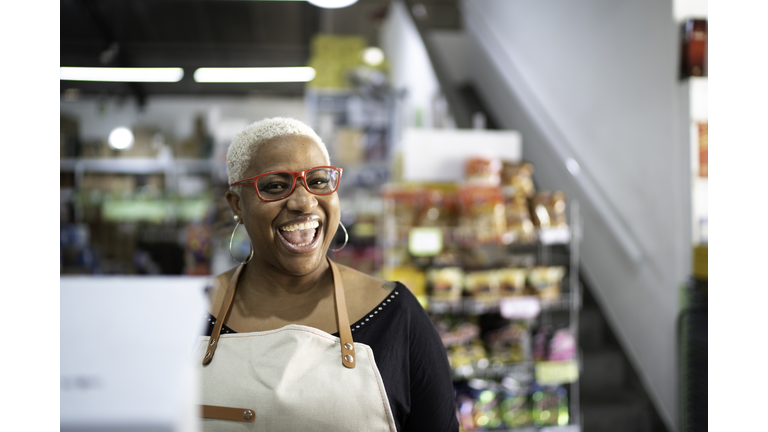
[379,0,441,130]
[460,1,689,429]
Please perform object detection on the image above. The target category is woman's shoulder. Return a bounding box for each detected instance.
[336,263,400,323]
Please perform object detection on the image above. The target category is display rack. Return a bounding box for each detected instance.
[381,194,583,432]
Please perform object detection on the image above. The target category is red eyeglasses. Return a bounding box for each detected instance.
[230,166,343,202]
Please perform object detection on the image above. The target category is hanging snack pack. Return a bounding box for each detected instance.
[532,386,567,427]
[465,157,502,186]
[548,329,577,361]
[503,193,536,244]
[500,388,533,429]
[528,266,566,301]
[428,266,465,300]
[416,186,459,228]
[464,270,499,301]
[458,185,507,245]
[496,267,528,297]
[500,162,535,198]
[530,191,568,229]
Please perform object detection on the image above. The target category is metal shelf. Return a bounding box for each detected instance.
[60,158,214,175]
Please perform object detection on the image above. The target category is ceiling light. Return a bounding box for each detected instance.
[60,67,184,82]
[361,47,385,67]
[307,0,358,8]
[108,127,134,150]
[193,67,316,83]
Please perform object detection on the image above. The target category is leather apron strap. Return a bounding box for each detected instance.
[202,256,355,368]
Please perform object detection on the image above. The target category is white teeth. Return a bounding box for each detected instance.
[280,221,319,232]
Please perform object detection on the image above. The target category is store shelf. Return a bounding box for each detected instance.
[428,295,575,316]
[60,158,214,175]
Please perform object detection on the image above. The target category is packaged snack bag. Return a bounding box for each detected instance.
[528,266,566,301]
[501,161,535,198]
[473,387,504,430]
[464,270,499,300]
[501,389,533,429]
[382,185,422,228]
[458,185,506,245]
[465,157,502,186]
[548,329,576,361]
[530,191,568,229]
[496,268,528,297]
[531,386,561,426]
[428,266,465,300]
[503,193,536,244]
[416,186,459,228]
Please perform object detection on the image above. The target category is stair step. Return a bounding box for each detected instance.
[580,349,626,395]
[578,307,605,350]
[581,391,652,432]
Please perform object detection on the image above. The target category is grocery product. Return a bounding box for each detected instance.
[500,162,535,198]
[503,193,536,244]
[530,191,568,229]
[548,329,576,361]
[416,186,459,228]
[465,157,502,186]
[458,185,506,245]
[464,270,498,300]
[528,266,566,301]
[428,267,465,300]
[500,388,533,429]
[532,386,568,426]
[496,268,528,297]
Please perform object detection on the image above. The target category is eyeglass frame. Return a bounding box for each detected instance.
[230,166,344,202]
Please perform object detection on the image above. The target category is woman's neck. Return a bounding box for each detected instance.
[240,256,333,300]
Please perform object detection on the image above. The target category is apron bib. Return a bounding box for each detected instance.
[194,258,397,432]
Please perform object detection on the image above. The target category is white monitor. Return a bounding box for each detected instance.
[61,276,209,432]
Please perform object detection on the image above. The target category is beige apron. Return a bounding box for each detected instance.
[193,257,397,432]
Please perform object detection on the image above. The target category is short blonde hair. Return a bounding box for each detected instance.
[226,117,330,194]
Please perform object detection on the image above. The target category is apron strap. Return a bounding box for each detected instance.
[202,257,355,368]
[202,264,244,365]
[328,257,356,368]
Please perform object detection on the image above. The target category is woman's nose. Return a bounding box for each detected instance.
[285,178,318,212]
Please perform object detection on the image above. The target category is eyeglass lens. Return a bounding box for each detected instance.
[256,168,340,200]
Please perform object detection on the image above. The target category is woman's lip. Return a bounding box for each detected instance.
[277,225,323,254]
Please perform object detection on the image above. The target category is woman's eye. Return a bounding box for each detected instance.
[261,182,288,191]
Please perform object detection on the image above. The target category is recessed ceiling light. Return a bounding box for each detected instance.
[362,47,385,67]
[307,0,358,8]
[108,127,134,150]
[60,67,184,82]
[193,67,316,83]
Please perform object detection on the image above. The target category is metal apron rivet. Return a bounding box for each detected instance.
[244,410,253,420]
[344,343,353,350]
[344,354,354,363]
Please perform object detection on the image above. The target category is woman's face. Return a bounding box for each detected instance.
[226,135,340,276]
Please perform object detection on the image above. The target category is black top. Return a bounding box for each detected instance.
[203,282,459,432]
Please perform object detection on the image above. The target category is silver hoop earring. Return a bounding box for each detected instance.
[330,221,348,252]
[229,221,254,265]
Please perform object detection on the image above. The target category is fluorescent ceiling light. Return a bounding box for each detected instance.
[60,67,184,82]
[193,67,316,83]
[308,0,358,8]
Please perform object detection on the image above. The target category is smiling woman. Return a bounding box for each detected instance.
[196,117,459,432]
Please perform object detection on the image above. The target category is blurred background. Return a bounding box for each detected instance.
[59,1,707,431]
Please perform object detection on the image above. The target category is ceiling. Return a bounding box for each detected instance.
[60,0,460,102]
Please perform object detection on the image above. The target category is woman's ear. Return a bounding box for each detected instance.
[225,190,242,218]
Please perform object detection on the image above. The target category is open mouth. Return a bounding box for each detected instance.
[278,220,322,253]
